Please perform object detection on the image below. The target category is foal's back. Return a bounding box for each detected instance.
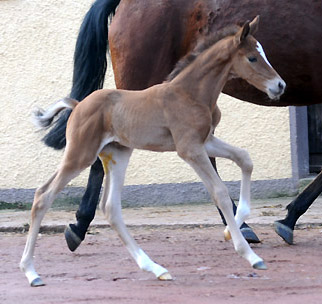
[66,85,177,153]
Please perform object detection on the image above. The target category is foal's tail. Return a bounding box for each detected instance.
[32,98,79,130]
[42,0,121,149]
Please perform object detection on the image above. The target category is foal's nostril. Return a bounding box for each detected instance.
[278,81,285,91]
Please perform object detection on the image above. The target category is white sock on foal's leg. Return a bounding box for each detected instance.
[136,249,172,280]
[100,147,172,280]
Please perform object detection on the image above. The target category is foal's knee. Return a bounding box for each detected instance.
[233,239,248,257]
[236,148,253,175]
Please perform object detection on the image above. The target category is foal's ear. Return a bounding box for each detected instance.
[249,15,260,35]
[235,21,250,44]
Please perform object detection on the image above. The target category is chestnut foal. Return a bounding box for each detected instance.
[21,17,285,286]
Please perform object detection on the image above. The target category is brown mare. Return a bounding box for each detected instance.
[21,17,285,286]
[41,0,322,250]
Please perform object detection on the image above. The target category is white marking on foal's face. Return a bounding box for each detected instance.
[256,42,272,67]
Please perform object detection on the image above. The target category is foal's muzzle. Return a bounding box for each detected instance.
[267,78,286,100]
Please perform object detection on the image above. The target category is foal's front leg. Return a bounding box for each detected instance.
[178,146,266,270]
[99,146,172,280]
[205,136,253,240]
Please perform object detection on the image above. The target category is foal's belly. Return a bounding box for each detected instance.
[114,126,176,152]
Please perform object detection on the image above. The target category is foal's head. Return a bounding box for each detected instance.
[230,16,286,100]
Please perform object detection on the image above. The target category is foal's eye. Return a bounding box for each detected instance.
[248,56,257,63]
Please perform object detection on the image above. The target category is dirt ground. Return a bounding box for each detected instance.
[1,224,322,304]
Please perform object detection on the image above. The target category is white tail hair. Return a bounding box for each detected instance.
[32,98,79,129]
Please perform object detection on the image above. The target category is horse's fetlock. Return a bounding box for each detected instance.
[19,261,26,272]
[19,258,32,273]
[106,211,118,228]
[236,204,250,220]
[234,242,247,257]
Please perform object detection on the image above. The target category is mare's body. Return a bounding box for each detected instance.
[44,0,322,246]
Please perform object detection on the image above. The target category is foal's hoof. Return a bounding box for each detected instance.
[64,225,82,252]
[241,227,261,244]
[223,228,231,241]
[158,272,173,281]
[274,221,293,245]
[252,261,267,270]
[31,277,45,287]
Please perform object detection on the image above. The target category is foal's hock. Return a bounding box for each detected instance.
[21,16,285,287]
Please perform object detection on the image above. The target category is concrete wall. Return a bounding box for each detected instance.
[0,1,293,197]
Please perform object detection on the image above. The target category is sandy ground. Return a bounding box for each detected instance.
[1,197,322,303]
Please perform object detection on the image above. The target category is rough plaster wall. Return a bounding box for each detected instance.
[0,0,292,189]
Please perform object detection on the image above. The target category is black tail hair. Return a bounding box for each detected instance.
[43,0,121,149]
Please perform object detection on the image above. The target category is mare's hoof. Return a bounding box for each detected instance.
[241,227,261,244]
[64,225,82,252]
[252,261,267,270]
[31,277,45,287]
[158,272,173,281]
[274,221,293,245]
[224,227,260,243]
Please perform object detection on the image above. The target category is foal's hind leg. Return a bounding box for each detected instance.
[205,136,253,241]
[99,145,172,280]
[20,166,83,286]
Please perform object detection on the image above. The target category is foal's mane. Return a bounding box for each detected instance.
[166,25,240,82]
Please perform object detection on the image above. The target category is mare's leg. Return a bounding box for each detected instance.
[100,145,172,280]
[274,170,322,244]
[177,145,266,269]
[20,166,83,287]
[210,157,260,243]
[65,159,104,251]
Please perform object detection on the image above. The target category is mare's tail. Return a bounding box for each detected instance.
[33,98,79,130]
[42,0,121,149]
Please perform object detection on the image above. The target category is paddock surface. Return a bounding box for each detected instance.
[1,198,322,303]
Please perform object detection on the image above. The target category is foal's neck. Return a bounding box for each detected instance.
[172,37,236,109]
